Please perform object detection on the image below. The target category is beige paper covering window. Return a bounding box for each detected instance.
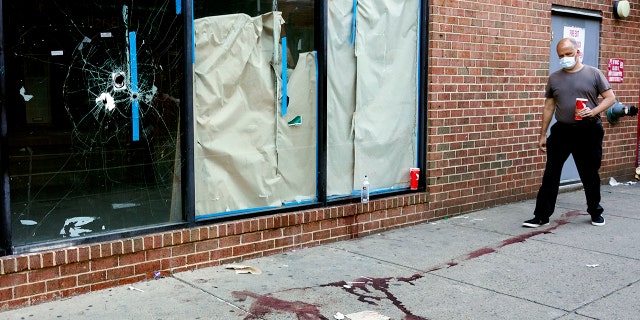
[193,0,419,216]
[328,0,419,197]
[194,13,317,217]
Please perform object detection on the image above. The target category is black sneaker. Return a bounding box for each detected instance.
[591,215,605,226]
[522,217,549,228]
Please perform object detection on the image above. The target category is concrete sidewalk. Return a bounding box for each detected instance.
[1,183,639,320]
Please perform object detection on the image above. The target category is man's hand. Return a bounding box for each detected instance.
[577,106,603,118]
[538,135,547,153]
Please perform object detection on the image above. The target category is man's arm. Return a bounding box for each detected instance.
[580,89,616,118]
[538,97,555,152]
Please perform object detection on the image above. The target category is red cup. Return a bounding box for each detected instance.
[575,98,588,120]
[410,168,420,190]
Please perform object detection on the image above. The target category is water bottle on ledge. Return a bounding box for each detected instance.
[361,175,370,204]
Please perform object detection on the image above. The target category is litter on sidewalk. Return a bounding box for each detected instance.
[225,264,262,275]
[334,311,390,320]
[609,177,637,186]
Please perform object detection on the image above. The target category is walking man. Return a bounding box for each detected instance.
[523,37,615,228]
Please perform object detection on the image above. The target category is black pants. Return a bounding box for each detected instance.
[534,121,604,219]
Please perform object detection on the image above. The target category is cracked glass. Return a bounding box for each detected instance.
[4,0,185,247]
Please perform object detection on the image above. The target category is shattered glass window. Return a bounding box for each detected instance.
[5,0,185,246]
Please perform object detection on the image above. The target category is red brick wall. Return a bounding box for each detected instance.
[427,0,640,218]
[0,195,430,310]
[601,2,640,171]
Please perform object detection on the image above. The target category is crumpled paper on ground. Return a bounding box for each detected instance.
[225,264,262,275]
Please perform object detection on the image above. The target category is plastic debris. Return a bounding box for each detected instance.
[586,264,599,268]
[334,312,345,319]
[609,177,621,186]
[128,286,144,292]
[153,271,163,279]
[225,264,262,275]
[609,177,636,186]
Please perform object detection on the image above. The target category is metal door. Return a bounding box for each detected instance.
[550,8,601,183]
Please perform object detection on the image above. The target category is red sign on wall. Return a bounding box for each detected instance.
[607,58,624,83]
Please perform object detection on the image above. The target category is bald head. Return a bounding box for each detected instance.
[557,37,579,51]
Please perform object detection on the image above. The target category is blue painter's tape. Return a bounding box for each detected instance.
[129,31,140,141]
[283,199,315,206]
[129,32,138,92]
[176,0,182,14]
[281,37,288,116]
[132,100,140,141]
[195,205,279,221]
[351,0,357,45]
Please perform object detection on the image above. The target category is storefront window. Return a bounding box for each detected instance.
[4,0,185,246]
[191,0,419,217]
[326,0,420,198]
[193,0,317,219]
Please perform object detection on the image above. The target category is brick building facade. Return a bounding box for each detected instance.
[1,0,638,311]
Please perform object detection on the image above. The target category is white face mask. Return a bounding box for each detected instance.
[559,56,577,69]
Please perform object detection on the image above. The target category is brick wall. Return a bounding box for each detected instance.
[427,0,640,218]
[600,2,640,171]
[0,194,430,311]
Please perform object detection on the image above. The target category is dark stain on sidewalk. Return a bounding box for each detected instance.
[321,274,426,319]
[230,210,582,320]
[232,290,329,320]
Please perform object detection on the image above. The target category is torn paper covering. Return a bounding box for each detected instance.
[193,12,316,217]
[327,0,419,197]
[194,13,282,216]
[351,0,419,192]
[327,0,357,196]
[275,52,318,205]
